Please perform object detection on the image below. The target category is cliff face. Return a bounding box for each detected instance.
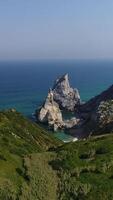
[53,74,80,111]
[80,85,113,113]
[72,85,113,136]
[37,89,64,131]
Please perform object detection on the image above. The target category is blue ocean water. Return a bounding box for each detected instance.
[0,59,113,140]
[0,59,113,115]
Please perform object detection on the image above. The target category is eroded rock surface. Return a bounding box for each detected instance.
[53,74,80,111]
[36,74,80,131]
[70,85,113,136]
[37,89,64,131]
[37,75,113,137]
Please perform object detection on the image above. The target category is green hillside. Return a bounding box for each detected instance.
[1,109,113,199]
[0,109,61,199]
[19,134,113,200]
[54,135,113,200]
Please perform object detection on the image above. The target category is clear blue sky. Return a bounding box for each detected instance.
[0,0,113,60]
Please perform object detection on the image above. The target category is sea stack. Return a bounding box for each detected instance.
[37,89,64,131]
[36,74,81,131]
[52,74,81,111]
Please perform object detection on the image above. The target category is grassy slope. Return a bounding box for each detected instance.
[22,135,113,200]
[55,135,113,200]
[20,152,59,200]
[0,109,61,199]
[1,109,113,199]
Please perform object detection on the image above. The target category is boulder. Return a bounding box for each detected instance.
[64,117,80,129]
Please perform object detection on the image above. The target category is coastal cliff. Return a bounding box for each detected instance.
[37,74,113,138]
[1,80,113,200]
[77,85,113,135]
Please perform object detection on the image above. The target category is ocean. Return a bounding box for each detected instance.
[0,59,113,141]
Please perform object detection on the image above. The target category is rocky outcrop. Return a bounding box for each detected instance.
[80,85,113,113]
[37,88,79,131]
[64,117,80,129]
[37,89,64,131]
[36,74,80,131]
[36,74,113,137]
[52,74,80,111]
[69,85,113,137]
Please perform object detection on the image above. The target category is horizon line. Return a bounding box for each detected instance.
[0,57,113,62]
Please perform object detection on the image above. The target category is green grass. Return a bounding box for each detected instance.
[52,135,113,200]
[18,133,113,200]
[1,109,113,199]
[0,109,61,199]
[20,152,59,200]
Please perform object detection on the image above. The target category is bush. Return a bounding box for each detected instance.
[96,147,108,155]
[0,179,17,200]
[0,154,6,161]
[79,149,95,160]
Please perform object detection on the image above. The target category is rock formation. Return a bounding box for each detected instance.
[69,85,113,137]
[36,74,81,131]
[52,74,80,111]
[89,87,113,134]
[37,89,64,131]
[37,88,79,131]
[37,74,113,137]
[80,84,113,113]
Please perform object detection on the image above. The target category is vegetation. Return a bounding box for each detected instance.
[54,136,113,200]
[1,109,113,199]
[0,109,61,199]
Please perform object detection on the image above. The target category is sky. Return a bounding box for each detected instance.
[0,0,113,60]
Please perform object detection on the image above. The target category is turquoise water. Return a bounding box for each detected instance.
[0,59,113,141]
[54,131,75,142]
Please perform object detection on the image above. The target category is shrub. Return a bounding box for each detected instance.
[79,149,95,160]
[0,154,6,161]
[96,147,108,155]
[0,179,17,200]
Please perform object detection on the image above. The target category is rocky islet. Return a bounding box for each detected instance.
[36,74,80,131]
[36,74,113,138]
